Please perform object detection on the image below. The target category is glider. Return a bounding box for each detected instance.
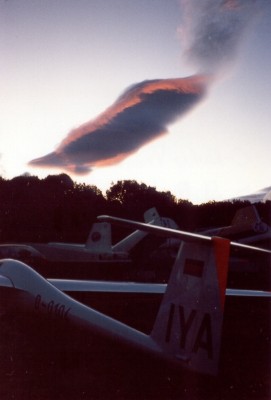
[0,215,270,376]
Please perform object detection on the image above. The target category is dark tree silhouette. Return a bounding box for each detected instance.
[106,180,177,219]
[0,173,267,243]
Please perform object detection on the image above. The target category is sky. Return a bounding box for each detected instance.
[1,0,271,204]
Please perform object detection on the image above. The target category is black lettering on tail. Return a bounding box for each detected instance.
[193,313,213,359]
[179,306,197,349]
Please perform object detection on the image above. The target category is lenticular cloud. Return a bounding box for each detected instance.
[29,0,266,175]
[29,75,208,175]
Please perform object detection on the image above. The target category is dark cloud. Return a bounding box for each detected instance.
[180,0,266,74]
[29,75,208,175]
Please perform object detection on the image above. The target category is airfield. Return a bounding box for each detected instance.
[0,208,271,399]
[0,271,270,399]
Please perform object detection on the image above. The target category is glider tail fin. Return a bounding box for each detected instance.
[151,237,230,375]
[219,205,268,238]
[85,222,112,252]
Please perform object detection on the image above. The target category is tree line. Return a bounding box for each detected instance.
[0,173,270,243]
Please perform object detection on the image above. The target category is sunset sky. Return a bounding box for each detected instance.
[1,0,271,204]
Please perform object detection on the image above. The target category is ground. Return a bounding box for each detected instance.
[0,295,270,400]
